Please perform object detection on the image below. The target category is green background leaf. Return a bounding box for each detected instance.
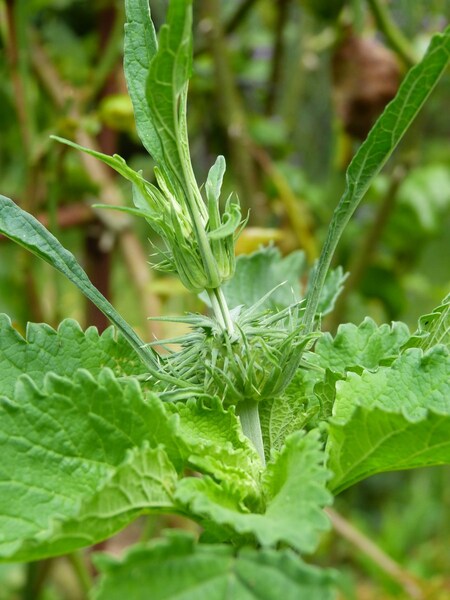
[93,532,336,600]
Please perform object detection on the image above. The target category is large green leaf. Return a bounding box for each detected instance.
[221,246,345,314]
[93,532,336,600]
[176,431,331,554]
[0,195,159,374]
[0,316,147,396]
[309,318,411,374]
[303,25,450,332]
[327,346,450,493]
[0,370,184,561]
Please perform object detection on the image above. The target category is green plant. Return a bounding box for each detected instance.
[0,1,449,597]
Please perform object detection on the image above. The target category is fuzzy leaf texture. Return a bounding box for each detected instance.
[0,316,147,395]
[309,318,411,374]
[0,195,159,372]
[176,430,331,554]
[0,370,188,562]
[93,532,336,600]
[327,346,450,494]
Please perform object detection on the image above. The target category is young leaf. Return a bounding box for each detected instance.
[175,431,331,554]
[259,368,321,459]
[303,26,450,332]
[170,397,262,501]
[0,195,160,374]
[93,532,336,600]
[123,0,160,162]
[0,316,147,396]
[0,370,184,561]
[327,346,450,493]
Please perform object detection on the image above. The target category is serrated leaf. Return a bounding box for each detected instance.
[0,370,184,561]
[0,316,147,396]
[259,368,320,459]
[332,346,449,423]
[0,195,159,373]
[328,406,450,495]
[327,346,450,493]
[303,26,450,331]
[93,532,336,600]
[175,431,331,554]
[402,293,450,351]
[170,398,262,500]
[309,318,411,374]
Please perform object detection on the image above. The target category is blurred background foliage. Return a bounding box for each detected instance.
[0,0,449,598]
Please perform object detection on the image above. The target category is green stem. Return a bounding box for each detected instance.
[208,287,235,334]
[237,400,266,466]
[367,0,417,67]
[67,551,92,597]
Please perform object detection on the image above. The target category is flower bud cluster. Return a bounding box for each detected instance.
[133,156,243,294]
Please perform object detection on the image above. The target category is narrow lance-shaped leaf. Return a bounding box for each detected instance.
[303,26,450,332]
[0,195,164,378]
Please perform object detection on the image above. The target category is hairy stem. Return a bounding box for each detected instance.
[237,400,266,466]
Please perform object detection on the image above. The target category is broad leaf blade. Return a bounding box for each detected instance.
[309,318,411,374]
[0,195,158,372]
[176,431,331,554]
[0,316,147,396]
[93,532,336,600]
[303,26,450,332]
[329,407,450,495]
[0,370,183,561]
[327,346,450,493]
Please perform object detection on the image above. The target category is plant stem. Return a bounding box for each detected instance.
[236,400,266,466]
[326,507,424,599]
[208,287,235,334]
[66,551,92,597]
[367,0,417,68]
[328,164,406,329]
